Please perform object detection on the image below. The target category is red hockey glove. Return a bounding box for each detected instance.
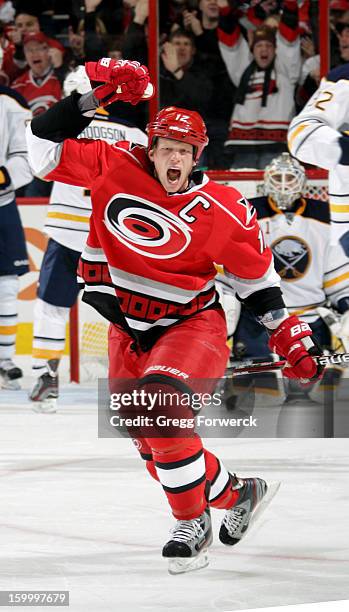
[268,315,324,382]
[85,58,153,106]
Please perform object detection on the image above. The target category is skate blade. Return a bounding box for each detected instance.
[31,398,57,414]
[248,481,281,534]
[1,379,21,390]
[167,549,209,575]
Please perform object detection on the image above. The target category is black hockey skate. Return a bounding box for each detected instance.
[0,359,23,390]
[29,360,59,413]
[162,507,212,574]
[219,477,280,546]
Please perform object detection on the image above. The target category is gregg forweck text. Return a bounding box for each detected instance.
[107,388,258,432]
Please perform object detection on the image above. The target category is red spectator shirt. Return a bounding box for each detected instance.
[12,68,61,115]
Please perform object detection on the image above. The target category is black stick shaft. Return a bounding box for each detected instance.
[226,352,349,377]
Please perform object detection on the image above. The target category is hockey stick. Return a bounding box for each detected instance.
[226,352,349,377]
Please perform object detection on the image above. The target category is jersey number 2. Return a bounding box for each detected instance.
[314,90,333,111]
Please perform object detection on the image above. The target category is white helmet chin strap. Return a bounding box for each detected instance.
[264,152,307,210]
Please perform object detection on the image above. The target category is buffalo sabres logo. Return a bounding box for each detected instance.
[271,236,311,281]
[104,194,192,259]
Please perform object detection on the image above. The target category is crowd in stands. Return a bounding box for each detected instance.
[0,0,347,191]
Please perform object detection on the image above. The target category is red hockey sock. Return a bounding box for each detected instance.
[149,436,207,520]
[146,459,159,481]
[204,449,240,510]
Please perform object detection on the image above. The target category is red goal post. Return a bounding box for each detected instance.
[69,167,329,383]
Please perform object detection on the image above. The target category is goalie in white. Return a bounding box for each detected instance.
[224,153,349,406]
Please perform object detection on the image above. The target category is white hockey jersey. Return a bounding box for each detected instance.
[288,64,349,243]
[46,108,147,251]
[252,196,349,322]
[0,85,32,206]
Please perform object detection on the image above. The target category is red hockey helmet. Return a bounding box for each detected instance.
[146,106,209,161]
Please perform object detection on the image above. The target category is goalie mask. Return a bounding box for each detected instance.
[264,153,306,210]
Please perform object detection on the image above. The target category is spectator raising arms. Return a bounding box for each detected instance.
[218,0,301,169]
[160,30,213,146]
[182,0,235,168]
[123,10,213,139]
[122,0,148,66]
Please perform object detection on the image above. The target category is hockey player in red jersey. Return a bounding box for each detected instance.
[26,58,323,574]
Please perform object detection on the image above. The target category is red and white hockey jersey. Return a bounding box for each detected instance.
[12,68,61,116]
[26,129,280,347]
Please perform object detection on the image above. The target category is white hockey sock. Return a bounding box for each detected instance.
[0,276,19,360]
[32,298,69,369]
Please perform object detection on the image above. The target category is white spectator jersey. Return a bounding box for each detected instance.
[0,85,32,207]
[253,196,349,322]
[219,31,300,145]
[46,108,147,251]
[288,64,349,243]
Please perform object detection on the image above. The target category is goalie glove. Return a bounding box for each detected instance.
[268,315,324,382]
[85,58,154,106]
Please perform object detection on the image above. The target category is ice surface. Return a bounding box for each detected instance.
[0,381,348,612]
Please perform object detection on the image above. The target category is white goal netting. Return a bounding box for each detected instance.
[75,299,109,381]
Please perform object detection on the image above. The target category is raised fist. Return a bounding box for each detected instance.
[85,58,153,106]
[269,315,323,382]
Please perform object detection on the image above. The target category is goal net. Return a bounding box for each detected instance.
[70,168,328,382]
[70,299,109,382]
[207,168,328,201]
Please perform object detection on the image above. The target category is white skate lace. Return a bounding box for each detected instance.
[222,508,244,535]
[171,519,203,543]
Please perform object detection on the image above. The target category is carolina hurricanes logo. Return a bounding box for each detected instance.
[104,194,192,259]
[30,96,60,116]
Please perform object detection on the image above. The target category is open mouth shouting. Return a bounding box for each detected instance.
[167,167,182,185]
